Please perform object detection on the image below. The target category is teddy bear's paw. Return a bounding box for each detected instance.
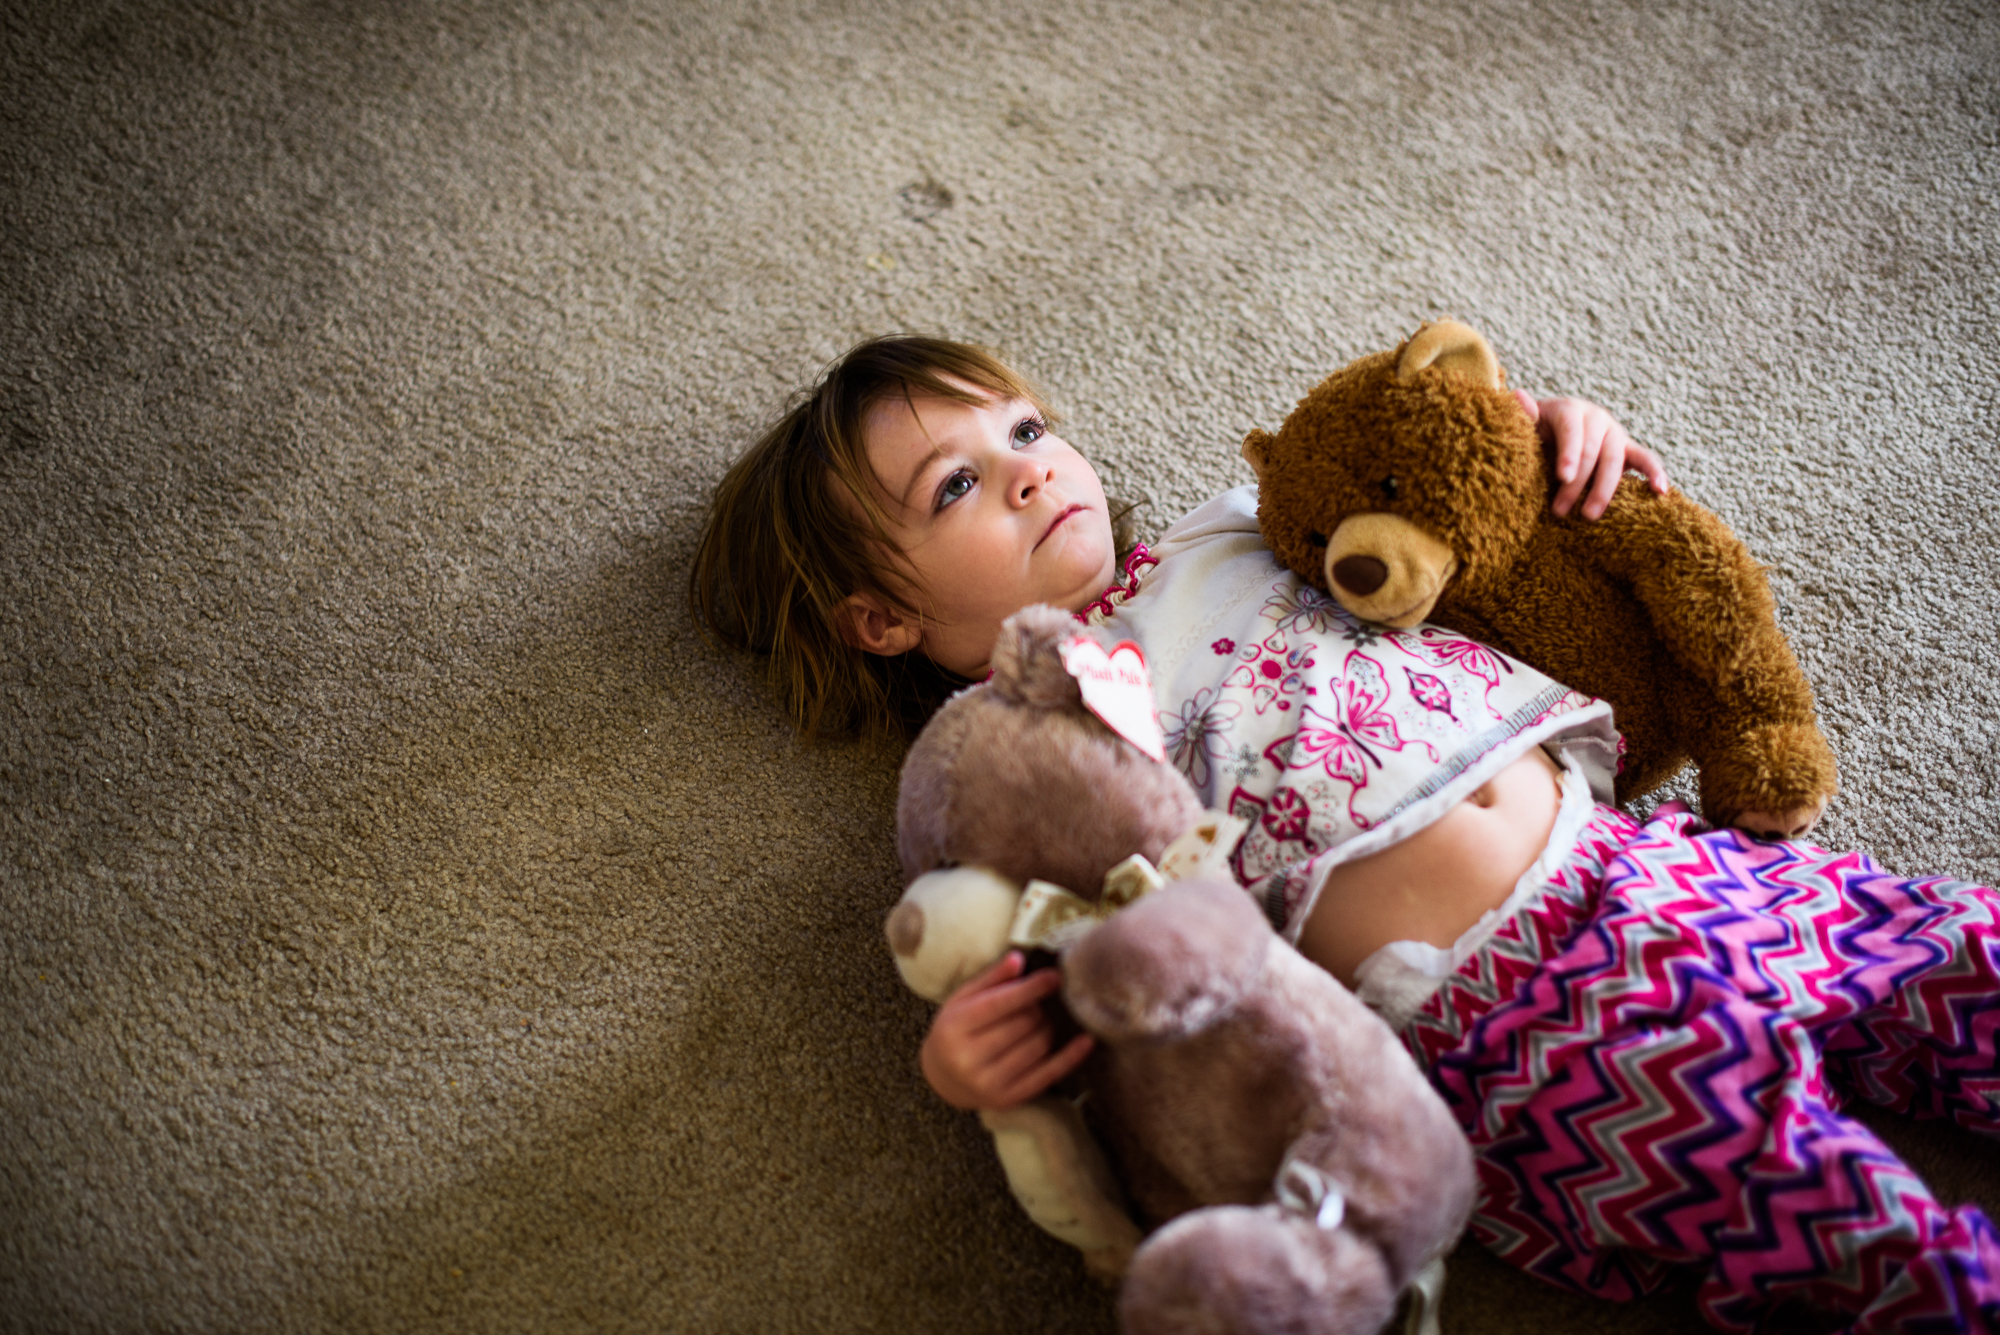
[1729,798,1829,842]
[1699,721,1838,839]
[1118,1204,1396,1335]
[1063,878,1269,1044]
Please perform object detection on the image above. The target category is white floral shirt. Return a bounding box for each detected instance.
[1088,485,1622,940]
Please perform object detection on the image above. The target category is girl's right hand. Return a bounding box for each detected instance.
[1515,391,1671,520]
[920,951,1096,1110]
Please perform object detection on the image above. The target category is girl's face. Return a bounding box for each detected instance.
[855,383,1116,677]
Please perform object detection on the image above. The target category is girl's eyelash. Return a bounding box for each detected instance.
[935,414,1047,509]
[934,469,975,511]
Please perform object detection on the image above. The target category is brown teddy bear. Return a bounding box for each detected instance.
[890,604,1474,1335]
[1241,320,1838,838]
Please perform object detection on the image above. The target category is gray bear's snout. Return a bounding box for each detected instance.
[886,901,926,958]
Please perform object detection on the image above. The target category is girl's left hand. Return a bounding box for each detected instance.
[1515,391,1670,520]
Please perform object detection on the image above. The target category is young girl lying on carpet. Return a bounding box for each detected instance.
[689,336,2000,1333]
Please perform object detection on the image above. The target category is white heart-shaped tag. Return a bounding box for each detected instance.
[1058,636,1166,763]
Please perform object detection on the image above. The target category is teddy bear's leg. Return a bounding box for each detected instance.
[1118,1202,1398,1335]
[979,1097,1144,1282]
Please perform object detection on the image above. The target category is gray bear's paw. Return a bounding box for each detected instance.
[1118,1203,1396,1335]
[1063,878,1271,1045]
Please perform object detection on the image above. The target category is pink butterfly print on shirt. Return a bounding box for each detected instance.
[1264,651,1438,828]
[1404,667,1456,720]
[1406,629,1513,717]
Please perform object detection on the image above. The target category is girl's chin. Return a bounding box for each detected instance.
[1075,547,1120,601]
[1044,530,1115,587]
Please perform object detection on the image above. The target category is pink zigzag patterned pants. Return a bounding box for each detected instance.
[1404,803,2000,1334]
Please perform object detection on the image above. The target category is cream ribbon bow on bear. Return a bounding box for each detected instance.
[1006,811,1250,953]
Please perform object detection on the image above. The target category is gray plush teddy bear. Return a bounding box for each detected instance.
[887,604,1475,1335]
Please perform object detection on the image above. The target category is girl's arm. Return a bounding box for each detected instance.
[920,952,1095,1110]
[1515,391,1670,521]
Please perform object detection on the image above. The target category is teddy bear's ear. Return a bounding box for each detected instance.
[989,605,1086,709]
[1240,428,1273,485]
[1399,320,1502,390]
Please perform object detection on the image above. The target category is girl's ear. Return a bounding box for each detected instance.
[837,592,923,656]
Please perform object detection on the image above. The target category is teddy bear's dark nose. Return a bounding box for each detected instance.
[1332,555,1389,597]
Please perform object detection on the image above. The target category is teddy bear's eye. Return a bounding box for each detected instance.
[1380,476,1401,501]
[1307,530,1327,547]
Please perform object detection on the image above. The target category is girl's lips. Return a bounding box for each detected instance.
[1036,504,1084,550]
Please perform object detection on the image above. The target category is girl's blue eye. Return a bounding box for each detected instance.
[938,471,974,507]
[1012,417,1045,447]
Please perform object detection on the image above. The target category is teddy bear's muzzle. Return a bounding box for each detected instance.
[1322,513,1458,629]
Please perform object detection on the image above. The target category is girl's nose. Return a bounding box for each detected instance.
[1010,457,1053,506]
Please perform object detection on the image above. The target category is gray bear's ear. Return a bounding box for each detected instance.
[989,605,1086,709]
[1399,320,1501,390]
[1240,428,1274,485]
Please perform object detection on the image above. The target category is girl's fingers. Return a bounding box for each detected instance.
[992,1033,1096,1109]
[953,960,1065,1027]
[1625,441,1671,493]
[938,951,1030,1024]
[1551,419,1600,515]
[982,1024,1056,1088]
[927,964,1095,1108]
[1552,404,1586,485]
[957,950,1026,996]
[1532,396,1665,519]
[1536,399,1592,499]
[1579,424,1634,519]
[1552,462,1591,516]
[962,1008,1047,1063]
[924,1009,1046,1109]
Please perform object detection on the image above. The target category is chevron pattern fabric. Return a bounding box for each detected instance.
[1405,805,2000,1332]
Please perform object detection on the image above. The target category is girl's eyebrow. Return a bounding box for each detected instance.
[890,391,1014,507]
[896,444,950,508]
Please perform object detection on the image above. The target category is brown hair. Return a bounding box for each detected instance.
[690,335,1132,741]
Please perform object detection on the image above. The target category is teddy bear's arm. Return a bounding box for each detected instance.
[1567,485,1783,686]
[1569,482,1838,825]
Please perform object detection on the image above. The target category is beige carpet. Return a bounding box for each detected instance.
[3,0,1997,1331]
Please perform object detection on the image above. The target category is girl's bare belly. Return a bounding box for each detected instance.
[1295,747,1566,988]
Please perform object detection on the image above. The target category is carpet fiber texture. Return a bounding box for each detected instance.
[3,1,1996,1331]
